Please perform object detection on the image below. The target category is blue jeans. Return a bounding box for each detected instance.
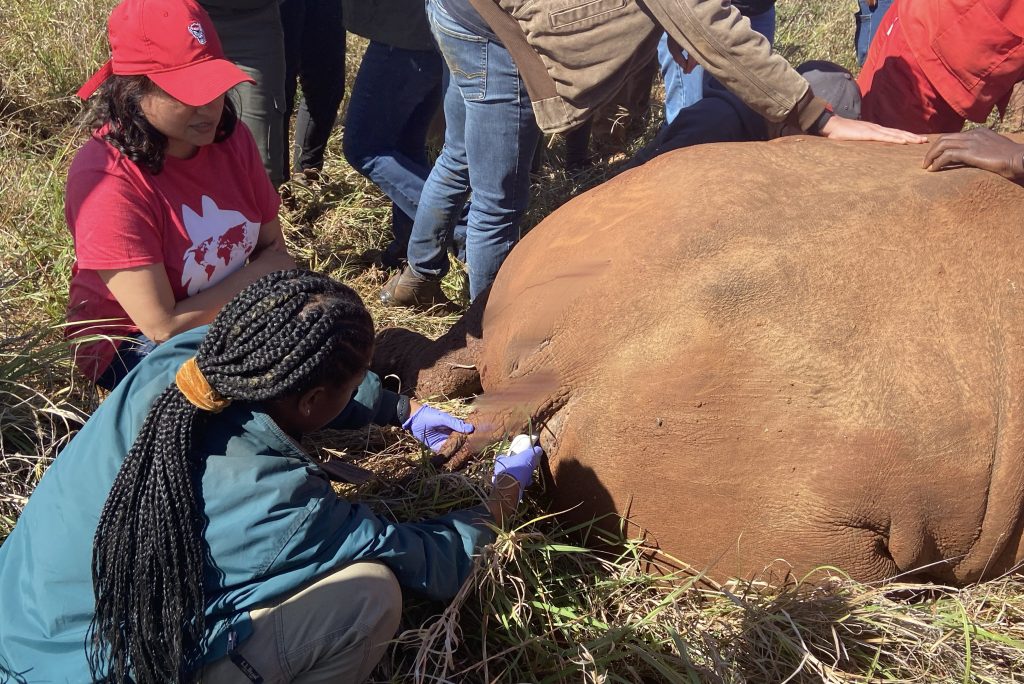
[854,0,894,66]
[95,333,158,391]
[343,41,444,253]
[406,0,540,301]
[280,0,347,174]
[658,6,776,125]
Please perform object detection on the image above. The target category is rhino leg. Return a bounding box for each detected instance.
[371,289,489,399]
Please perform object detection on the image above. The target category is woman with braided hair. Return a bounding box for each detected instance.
[0,270,542,682]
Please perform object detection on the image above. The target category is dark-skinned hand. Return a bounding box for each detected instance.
[923,127,1024,182]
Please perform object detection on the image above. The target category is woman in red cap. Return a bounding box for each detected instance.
[68,0,296,389]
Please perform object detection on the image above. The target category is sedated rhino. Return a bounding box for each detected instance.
[373,136,1024,586]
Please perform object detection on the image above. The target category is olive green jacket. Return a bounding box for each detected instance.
[343,0,435,51]
[468,0,826,134]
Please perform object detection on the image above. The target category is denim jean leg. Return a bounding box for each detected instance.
[660,7,775,126]
[855,0,894,65]
[406,2,477,281]
[343,41,445,228]
[94,333,158,391]
[460,30,539,298]
[291,0,346,172]
[658,33,703,125]
[748,6,777,46]
[391,82,443,250]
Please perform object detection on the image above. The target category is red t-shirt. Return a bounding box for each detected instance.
[65,123,280,380]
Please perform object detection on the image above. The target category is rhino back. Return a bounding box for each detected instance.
[480,137,1024,584]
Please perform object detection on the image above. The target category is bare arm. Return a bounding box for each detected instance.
[922,128,1024,182]
[252,216,289,256]
[99,219,295,343]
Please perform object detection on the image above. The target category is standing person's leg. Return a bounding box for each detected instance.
[460,29,540,300]
[208,2,287,187]
[279,0,305,180]
[748,5,776,45]
[391,72,445,262]
[292,0,346,174]
[658,33,703,126]
[343,41,443,266]
[855,0,894,66]
[383,0,475,308]
[93,333,159,391]
[201,562,402,683]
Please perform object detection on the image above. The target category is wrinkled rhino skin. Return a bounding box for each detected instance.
[374,136,1024,585]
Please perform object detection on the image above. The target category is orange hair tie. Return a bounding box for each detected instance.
[175,357,231,413]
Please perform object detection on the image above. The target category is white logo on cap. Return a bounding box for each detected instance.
[187,21,207,45]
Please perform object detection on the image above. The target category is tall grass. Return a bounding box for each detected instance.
[0,306,88,538]
[0,0,112,132]
[322,441,1024,683]
[2,0,1023,680]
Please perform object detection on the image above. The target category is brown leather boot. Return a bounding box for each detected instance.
[380,266,459,312]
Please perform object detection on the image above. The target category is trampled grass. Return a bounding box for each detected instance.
[2,0,1024,681]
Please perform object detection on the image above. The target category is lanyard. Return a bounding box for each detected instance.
[226,629,264,683]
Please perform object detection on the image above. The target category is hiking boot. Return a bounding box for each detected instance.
[380,266,459,313]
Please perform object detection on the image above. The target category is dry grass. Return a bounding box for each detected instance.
[2,0,1024,681]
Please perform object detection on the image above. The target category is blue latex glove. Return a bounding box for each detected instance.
[403,405,474,452]
[493,445,544,500]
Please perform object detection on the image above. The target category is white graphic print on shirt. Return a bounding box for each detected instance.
[181,195,259,296]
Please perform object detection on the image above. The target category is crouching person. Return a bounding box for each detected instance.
[0,270,541,683]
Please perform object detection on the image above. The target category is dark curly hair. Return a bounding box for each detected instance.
[86,270,376,682]
[85,75,238,175]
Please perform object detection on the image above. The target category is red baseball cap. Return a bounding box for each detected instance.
[77,0,254,106]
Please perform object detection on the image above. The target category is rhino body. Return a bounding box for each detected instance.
[375,137,1024,585]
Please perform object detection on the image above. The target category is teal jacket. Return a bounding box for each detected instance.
[0,328,494,681]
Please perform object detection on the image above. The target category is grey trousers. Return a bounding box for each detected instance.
[202,562,403,683]
[206,1,287,187]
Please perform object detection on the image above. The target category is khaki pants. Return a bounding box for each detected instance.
[203,562,402,683]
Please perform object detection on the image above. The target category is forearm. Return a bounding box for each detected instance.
[251,216,287,257]
[148,260,287,341]
[639,0,825,128]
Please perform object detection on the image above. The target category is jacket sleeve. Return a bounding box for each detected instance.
[272,491,497,601]
[638,0,827,130]
[327,371,409,429]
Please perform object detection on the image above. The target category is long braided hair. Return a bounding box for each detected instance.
[86,270,375,682]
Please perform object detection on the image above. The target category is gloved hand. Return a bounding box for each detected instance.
[493,445,544,501]
[402,404,474,452]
